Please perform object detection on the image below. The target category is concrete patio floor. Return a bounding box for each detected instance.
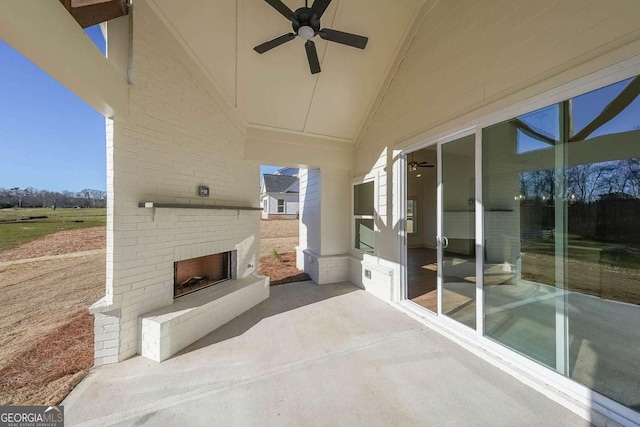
[63,281,589,426]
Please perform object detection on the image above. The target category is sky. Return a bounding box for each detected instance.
[0,26,107,193]
[516,77,640,154]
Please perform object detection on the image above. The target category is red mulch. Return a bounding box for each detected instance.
[259,252,310,286]
[0,310,94,405]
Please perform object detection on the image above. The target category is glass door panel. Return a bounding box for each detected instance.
[482,104,561,370]
[405,146,438,312]
[440,134,476,329]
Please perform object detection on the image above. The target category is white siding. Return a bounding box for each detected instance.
[321,168,351,256]
[265,193,299,216]
[358,0,640,158]
[298,169,321,254]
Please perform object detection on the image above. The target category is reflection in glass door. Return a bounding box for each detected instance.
[405,146,438,312]
[482,75,640,411]
[440,135,476,329]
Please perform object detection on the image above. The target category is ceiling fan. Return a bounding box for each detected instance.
[254,0,369,74]
[408,153,434,171]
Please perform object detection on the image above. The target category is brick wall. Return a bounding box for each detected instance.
[93,6,260,364]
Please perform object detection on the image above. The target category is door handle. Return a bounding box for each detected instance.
[442,236,449,249]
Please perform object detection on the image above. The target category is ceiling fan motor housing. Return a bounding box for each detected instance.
[292,8,320,35]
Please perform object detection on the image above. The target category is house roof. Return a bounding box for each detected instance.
[274,167,299,177]
[263,174,299,194]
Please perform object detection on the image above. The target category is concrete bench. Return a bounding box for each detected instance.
[140,275,268,362]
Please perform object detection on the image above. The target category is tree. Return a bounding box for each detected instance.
[10,187,23,208]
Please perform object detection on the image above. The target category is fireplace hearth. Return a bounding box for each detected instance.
[174,252,234,298]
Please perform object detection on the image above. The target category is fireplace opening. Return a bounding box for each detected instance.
[174,252,233,298]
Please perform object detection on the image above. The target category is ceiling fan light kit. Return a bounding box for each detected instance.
[254,0,369,74]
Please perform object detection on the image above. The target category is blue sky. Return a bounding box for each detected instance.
[0,27,281,192]
[0,26,107,192]
[516,76,640,154]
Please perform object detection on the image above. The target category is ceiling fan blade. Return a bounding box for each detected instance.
[311,0,332,19]
[419,164,435,168]
[254,33,296,54]
[319,28,368,49]
[305,40,321,74]
[264,0,296,22]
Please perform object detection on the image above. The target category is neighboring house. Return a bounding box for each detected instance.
[260,173,299,219]
[6,1,640,425]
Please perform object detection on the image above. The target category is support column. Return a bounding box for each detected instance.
[297,168,351,284]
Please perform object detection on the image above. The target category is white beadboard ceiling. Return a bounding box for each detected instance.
[149,0,424,142]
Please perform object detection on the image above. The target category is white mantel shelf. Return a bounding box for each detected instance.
[138,202,262,211]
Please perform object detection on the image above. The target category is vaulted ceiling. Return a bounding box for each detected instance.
[148,0,425,143]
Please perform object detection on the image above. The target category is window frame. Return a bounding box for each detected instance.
[406,197,418,235]
[277,199,285,213]
[352,176,377,255]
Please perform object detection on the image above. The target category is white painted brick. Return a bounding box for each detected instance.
[102,339,119,349]
[93,5,263,365]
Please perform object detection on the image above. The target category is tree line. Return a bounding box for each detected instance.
[519,158,640,203]
[0,187,106,209]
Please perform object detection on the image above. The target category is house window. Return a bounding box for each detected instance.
[263,199,267,212]
[277,199,285,213]
[407,199,417,234]
[353,181,375,253]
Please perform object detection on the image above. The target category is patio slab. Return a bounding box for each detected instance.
[63,281,589,426]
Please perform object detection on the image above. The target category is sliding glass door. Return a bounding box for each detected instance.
[439,134,476,329]
[482,75,640,410]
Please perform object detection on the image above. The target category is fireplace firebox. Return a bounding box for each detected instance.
[174,252,233,298]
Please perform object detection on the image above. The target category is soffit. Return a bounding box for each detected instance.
[149,0,424,143]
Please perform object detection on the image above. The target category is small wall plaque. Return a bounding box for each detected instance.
[198,185,210,197]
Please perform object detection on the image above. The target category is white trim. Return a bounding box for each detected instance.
[436,138,443,317]
[395,151,407,303]
[406,198,418,235]
[474,126,484,339]
[351,175,377,256]
[0,1,129,119]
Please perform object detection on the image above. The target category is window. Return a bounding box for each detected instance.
[263,199,267,212]
[407,199,417,234]
[353,181,375,253]
[277,199,285,213]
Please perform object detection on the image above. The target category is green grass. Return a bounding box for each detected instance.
[0,208,106,253]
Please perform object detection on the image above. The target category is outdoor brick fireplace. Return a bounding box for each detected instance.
[174,251,235,298]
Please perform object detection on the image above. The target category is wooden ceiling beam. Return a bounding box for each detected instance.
[59,0,128,28]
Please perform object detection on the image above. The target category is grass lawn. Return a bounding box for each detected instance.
[0,208,106,252]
